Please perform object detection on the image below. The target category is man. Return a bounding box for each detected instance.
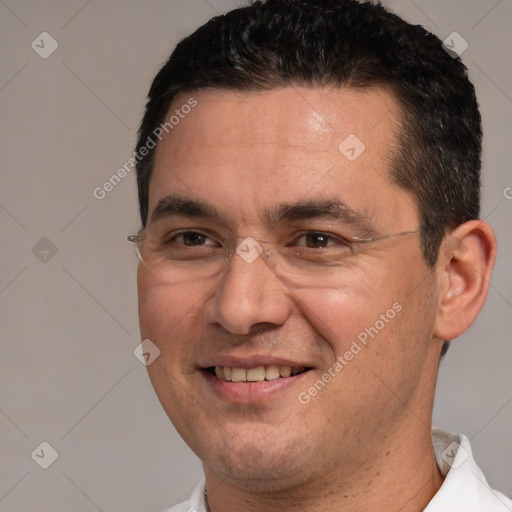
[130,0,511,510]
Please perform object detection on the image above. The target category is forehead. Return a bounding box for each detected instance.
[149,86,417,230]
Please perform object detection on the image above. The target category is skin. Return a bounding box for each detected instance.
[136,86,496,511]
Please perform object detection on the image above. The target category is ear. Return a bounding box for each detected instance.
[434,220,497,341]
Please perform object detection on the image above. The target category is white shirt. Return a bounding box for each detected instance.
[164,428,512,512]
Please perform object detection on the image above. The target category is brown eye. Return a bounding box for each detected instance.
[172,232,213,246]
[305,233,330,248]
[291,232,354,252]
[295,232,341,249]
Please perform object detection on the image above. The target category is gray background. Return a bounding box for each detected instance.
[1,1,511,510]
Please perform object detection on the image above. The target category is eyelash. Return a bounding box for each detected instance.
[292,232,351,249]
[167,231,219,246]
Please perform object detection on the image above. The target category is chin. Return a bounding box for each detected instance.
[200,432,319,491]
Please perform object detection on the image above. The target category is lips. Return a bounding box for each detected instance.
[208,365,308,382]
[199,355,314,402]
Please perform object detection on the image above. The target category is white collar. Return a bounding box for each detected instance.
[425,427,511,511]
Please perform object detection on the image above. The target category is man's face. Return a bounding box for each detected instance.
[137,86,441,487]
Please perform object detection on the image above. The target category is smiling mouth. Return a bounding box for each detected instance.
[206,365,311,382]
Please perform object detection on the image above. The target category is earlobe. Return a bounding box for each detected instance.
[433,220,497,341]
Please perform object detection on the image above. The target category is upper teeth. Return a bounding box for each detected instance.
[214,365,305,382]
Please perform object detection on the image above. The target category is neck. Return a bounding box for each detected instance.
[203,419,444,512]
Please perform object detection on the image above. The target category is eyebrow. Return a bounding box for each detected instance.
[266,199,375,234]
[150,195,220,224]
[149,194,374,234]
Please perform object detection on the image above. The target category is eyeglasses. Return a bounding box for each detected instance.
[128,227,420,289]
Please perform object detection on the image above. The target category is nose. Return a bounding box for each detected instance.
[203,245,292,335]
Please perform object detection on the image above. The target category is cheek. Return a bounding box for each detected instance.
[290,277,396,357]
[295,265,434,387]
[298,284,434,431]
[137,268,209,362]
[137,270,210,434]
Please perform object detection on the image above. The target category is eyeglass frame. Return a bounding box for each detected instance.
[127,229,421,269]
